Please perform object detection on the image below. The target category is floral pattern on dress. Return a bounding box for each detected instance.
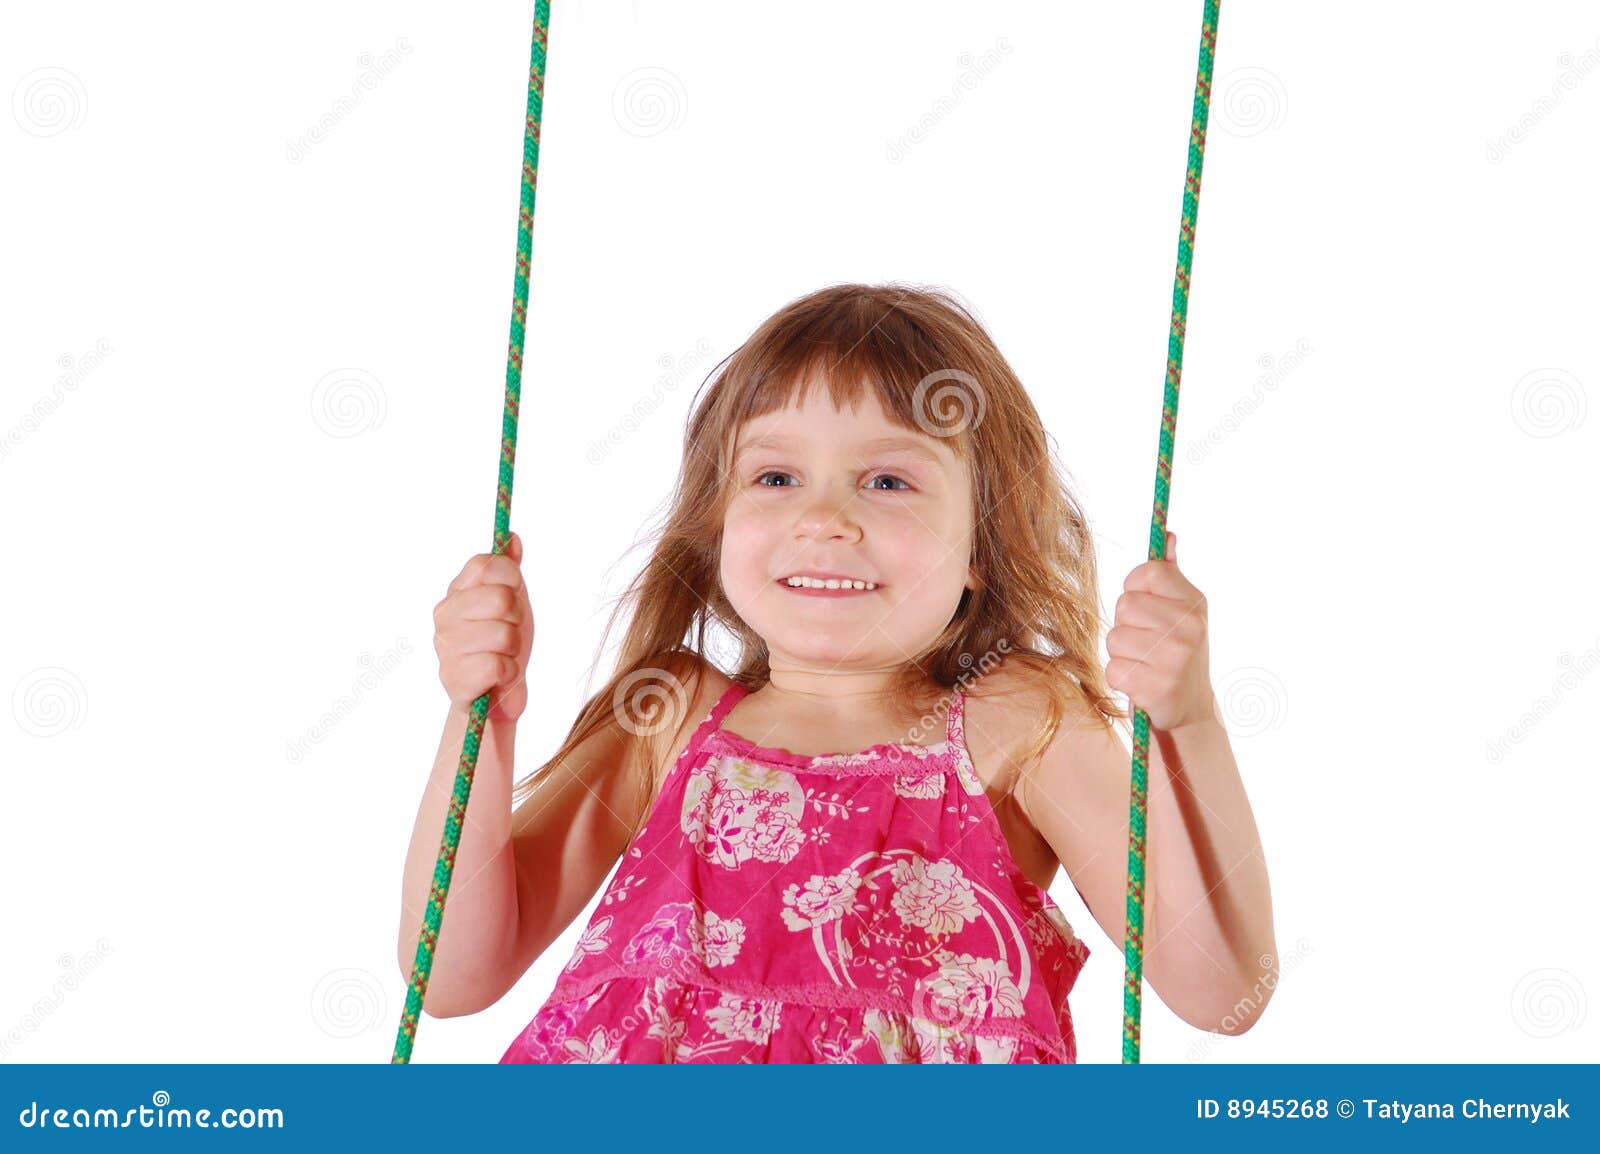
[771,848,1037,1014]
[891,764,947,799]
[563,915,612,974]
[889,855,982,936]
[704,994,782,1044]
[502,682,1090,1065]
[621,901,696,965]
[698,908,746,968]
[779,866,865,930]
[507,985,608,1063]
[596,899,749,975]
[913,952,1026,1028]
[681,758,811,868]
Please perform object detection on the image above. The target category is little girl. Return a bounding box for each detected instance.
[398,283,1277,1063]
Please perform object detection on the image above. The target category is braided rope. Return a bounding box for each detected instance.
[386,0,1216,1065]
[391,0,549,1064]
[1123,0,1220,1065]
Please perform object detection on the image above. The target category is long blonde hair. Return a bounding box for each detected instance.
[511,282,1127,829]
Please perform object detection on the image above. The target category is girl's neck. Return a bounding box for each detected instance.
[729,668,948,757]
[762,666,897,702]
[753,665,943,729]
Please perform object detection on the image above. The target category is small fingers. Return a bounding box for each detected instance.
[437,618,523,660]
[448,544,526,595]
[437,581,527,625]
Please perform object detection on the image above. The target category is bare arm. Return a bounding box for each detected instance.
[395,533,536,1019]
[396,647,727,1019]
[1014,688,1278,1035]
[500,658,731,1002]
[394,498,726,1021]
[395,708,523,1019]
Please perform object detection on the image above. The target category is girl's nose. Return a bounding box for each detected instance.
[793,487,861,542]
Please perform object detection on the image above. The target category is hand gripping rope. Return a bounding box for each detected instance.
[391,0,549,1065]
[391,0,1220,1064]
[1124,0,1220,1065]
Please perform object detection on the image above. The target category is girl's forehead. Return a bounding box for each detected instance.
[725,374,975,471]
[737,388,928,444]
[749,381,888,421]
[732,415,954,464]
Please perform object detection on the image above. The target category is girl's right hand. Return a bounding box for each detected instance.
[433,532,533,723]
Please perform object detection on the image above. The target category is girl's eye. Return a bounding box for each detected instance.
[754,471,911,491]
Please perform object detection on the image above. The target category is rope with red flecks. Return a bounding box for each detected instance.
[391,0,549,1064]
[386,0,1221,1065]
[1124,0,1220,1065]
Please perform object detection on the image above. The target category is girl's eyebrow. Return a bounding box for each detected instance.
[734,433,944,466]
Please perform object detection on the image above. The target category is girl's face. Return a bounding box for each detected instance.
[720,384,977,678]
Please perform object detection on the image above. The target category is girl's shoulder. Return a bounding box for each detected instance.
[637,652,735,798]
[958,660,1081,894]
[961,660,1045,788]
[961,656,1103,781]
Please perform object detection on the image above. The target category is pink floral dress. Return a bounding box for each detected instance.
[500,680,1090,1064]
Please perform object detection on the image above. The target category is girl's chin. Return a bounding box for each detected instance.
[758,630,907,668]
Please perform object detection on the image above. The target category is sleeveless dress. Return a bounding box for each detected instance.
[500,680,1091,1064]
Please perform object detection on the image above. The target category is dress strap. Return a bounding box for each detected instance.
[943,683,968,748]
[693,679,750,746]
[943,684,986,796]
[658,678,749,786]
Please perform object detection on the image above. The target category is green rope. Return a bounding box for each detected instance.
[391,0,549,1064]
[386,0,1217,1066]
[1123,0,1220,1065]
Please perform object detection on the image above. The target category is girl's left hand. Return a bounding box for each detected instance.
[1105,530,1216,732]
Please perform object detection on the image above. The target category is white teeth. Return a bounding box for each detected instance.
[783,576,877,590]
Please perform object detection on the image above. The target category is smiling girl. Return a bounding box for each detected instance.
[397,282,1277,1062]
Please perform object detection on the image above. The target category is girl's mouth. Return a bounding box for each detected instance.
[771,579,883,598]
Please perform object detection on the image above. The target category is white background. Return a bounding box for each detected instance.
[3,0,1596,1065]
